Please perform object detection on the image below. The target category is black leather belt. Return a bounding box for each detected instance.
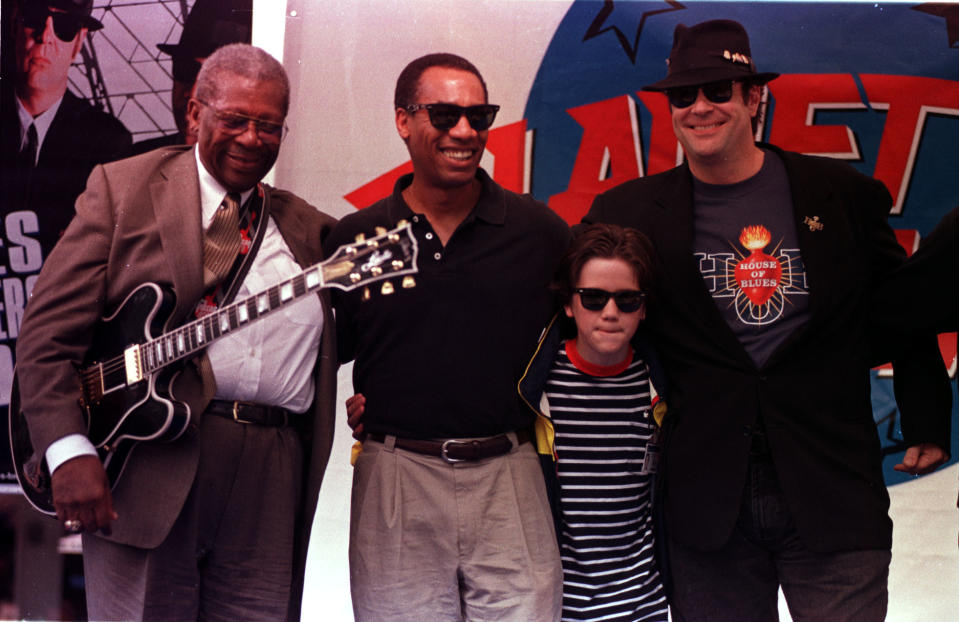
[206,399,291,427]
[368,429,531,464]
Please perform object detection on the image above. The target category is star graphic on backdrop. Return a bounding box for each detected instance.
[583,0,685,64]
[914,3,959,47]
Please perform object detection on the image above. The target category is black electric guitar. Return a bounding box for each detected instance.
[9,224,417,515]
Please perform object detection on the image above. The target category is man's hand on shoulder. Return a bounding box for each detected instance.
[893,442,949,475]
[51,455,118,535]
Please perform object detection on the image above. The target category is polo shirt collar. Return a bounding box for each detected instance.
[386,167,506,226]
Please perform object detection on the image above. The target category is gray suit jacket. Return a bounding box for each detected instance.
[15,146,337,615]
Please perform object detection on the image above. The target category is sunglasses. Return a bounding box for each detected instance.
[19,6,83,42]
[665,80,737,109]
[574,288,646,313]
[195,99,288,143]
[405,103,500,131]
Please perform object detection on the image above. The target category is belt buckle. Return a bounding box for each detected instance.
[441,439,468,464]
[232,401,254,425]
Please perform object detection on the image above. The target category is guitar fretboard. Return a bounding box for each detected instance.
[80,223,416,400]
[139,265,326,373]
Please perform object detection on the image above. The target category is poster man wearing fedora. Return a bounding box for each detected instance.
[131,0,252,154]
[584,19,951,620]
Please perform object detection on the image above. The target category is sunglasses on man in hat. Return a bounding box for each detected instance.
[16,0,103,42]
[643,19,779,110]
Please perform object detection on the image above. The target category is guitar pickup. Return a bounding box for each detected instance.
[124,345,143,385]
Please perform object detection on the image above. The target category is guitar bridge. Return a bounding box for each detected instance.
[124,345,143,385]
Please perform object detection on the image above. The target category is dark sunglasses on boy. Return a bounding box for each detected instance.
[405,103,501,131]
[665,80,737,109]
[19,6,83,42]
[574,288,646,313]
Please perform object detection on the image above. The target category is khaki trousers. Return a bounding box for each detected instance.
[349,434,562,622]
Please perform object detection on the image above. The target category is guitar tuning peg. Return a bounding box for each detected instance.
[402,276,416,289]
[391,260,405,271]
[381,282,395,295]
[349,272,362,283]
[362,287,371,301]
[370,266,383,277]
[354,233,366,243]
[397,219,409,227]
[374,226,387,236]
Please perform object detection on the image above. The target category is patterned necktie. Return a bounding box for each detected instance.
[202,192,242,288]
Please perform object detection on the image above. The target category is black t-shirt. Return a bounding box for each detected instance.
[325,169,571,439]
[691,149,810,368]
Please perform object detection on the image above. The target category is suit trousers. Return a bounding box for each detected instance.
[82,413,303,622]
[667,448,890,622]
[349,433,563,622]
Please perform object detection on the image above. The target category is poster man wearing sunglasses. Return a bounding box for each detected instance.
[325,53,569,620]
[585,19,950,620]
[2,0,131,256]
[1,0,131,496]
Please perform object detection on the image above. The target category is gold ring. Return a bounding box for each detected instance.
[64,519,83,533]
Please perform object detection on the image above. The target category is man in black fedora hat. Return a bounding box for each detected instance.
[585,18,951,620]
[132,0,252,154]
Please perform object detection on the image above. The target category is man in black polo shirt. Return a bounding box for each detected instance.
[325,53,569,621]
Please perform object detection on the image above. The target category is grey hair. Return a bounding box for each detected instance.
[194,43,290,115]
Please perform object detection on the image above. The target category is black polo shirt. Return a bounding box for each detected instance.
[324,169,570,439]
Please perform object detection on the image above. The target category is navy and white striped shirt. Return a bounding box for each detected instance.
[546,341,667,622]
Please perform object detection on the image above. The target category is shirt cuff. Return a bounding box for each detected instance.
[46,434,98,474]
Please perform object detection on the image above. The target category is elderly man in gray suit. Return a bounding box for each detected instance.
[16,43,337,622]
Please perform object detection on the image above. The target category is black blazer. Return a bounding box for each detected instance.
[585,144,950,554]
[1,88,132,257]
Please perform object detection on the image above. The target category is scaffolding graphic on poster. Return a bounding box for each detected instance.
[69,0,193,142]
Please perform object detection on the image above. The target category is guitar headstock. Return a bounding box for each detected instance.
[322,221,418,293]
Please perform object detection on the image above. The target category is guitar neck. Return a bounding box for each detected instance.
[82,223,416,398]
[137,263,330,376]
